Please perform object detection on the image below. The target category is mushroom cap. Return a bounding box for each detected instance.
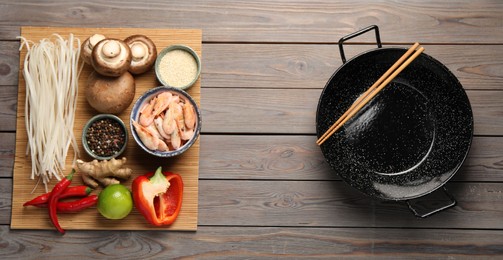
[91,38,132,77]
[85,71,136,114]
[124,35,157,75]
[81,34,106,65]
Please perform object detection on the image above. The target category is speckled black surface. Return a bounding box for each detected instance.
[316,48,473,201]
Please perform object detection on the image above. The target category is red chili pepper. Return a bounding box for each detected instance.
[23,186,92,207]
[132,166,183,226]
[28,195,97,211]
[56,195,98,213]
[48,169,75,234]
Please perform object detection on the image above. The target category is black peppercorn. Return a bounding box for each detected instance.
[86,118,126,157]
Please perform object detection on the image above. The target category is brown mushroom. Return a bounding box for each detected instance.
[86,71,136,114]
[91,38,132,77]
[81,34,106,64]
[124,35,157,75]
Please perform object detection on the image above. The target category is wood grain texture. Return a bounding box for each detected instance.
[1,225,502,259]
[1,44,502,134]
[0,133,15,178]
[1,0,502,258]
[0,179,12,225]
[3,133,503,182]
[0,86,17,131]
[197,181,503,229]
[2,179,503,229]
[200,135,503,182]
[203,44,503,90]
[0,0,501,43]
[11,27,202,231]
[0,26,19,41]
[3,87,503,136]
[0,42,19,86]
[2,44,502,134]
[3,43,503,90]
[202,88,503,135]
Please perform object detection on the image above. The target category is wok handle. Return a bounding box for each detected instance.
[338,24,382,64]
[406,186,457,218]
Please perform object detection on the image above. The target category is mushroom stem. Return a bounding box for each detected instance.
[102,41,121,58]
[91,38,132,77]
[123,35,157,75]
[131,43,147,61]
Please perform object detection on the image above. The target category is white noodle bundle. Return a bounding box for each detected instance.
[18,34,82,191]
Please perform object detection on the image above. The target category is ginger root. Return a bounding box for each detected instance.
[76,157,132,188]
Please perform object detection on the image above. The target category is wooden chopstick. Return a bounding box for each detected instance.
[316,43,420,145]
[316,43,424,146]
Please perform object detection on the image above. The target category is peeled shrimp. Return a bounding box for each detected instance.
[132,120,169,151]
[180,128,194,141]
[136,91,197,152]
[139,99,155,127]
[171,127,181,150]
[152,92,172,116]
[162,107,177,135]
[172,102,185,133]
[183,102,196,130]
[154,117,170,140]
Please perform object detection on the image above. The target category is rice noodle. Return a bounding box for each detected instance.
[18,34,82,192]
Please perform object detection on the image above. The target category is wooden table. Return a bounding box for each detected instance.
[1,1,502,258]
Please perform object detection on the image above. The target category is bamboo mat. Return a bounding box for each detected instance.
[11,27,201,231]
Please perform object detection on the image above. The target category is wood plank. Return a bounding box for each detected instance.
[0,1,501,258]
[0,26,19,41]
[11,27,202,231]
[452,136,503,182]
[203,44,503,90]
[0,225,502,258]
[0,179,12,225]
[2,43,502,90]
[202,88,319,134]
[0,133,15,178]
[2,43,502,132]
[200,135,503,182]
[202,88,503,136]
[197,181,503,229]
[0,86,17,132]
[200,135,336,181]
[470,90,503,135]
[3,133,503,182]
[0,1,501,43]
[0,41,19,86]
[2,44,502,134]
[3,179,503,229]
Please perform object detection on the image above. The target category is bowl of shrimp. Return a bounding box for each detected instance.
[130,86,202,157]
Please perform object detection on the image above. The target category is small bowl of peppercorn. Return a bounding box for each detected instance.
[82,114,128,160]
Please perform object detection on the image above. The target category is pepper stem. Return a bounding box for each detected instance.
[66,168,76,181]
[149,166,168,186]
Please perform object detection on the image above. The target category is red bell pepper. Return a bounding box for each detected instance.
[132,166,183,226]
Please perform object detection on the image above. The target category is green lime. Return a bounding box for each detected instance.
[97,184,133,220]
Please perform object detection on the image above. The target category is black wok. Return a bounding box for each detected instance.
[316,25,473,217]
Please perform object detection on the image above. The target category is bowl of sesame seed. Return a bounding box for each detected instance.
[154,45,201,90]
[82,114,128,160]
